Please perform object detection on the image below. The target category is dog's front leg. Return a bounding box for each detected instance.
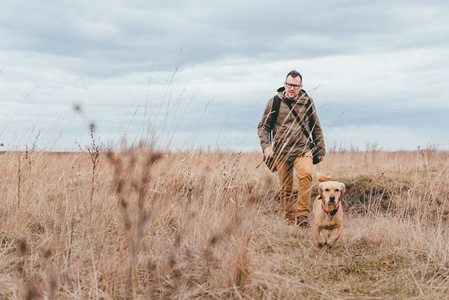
[326,225,342,247]
[313,225,325,247]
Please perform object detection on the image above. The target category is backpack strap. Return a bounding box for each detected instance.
[268,95,281,143]
[304,98,314,136]
[269,95,281,129]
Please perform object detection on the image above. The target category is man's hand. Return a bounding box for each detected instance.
[264,147,274,158]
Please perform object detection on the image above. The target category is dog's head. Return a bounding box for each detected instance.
[318,181,346,204]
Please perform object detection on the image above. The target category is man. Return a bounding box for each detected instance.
[257,70,325,227]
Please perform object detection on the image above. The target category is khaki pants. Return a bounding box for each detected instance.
[275,152,313,223]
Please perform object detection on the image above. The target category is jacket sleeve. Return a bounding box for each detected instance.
[257,98,274,153]
[308,98,326,157]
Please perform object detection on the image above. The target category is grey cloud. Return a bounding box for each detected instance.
[1,0,448,151]
[3,0,448,79]
[318,102,449,138]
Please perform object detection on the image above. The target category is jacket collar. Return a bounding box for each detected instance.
[277,87,309,104]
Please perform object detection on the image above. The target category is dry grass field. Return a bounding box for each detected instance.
[1,146,449,299]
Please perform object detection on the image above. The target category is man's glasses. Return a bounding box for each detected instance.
[285,82,301,90]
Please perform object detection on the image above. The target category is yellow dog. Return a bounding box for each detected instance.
[312,173,346,247]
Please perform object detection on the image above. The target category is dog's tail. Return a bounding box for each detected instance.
[317,172,333,182]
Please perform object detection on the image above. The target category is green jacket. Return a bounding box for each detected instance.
[257,87,325,162]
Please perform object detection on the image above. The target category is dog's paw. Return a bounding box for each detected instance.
[326,241,335,248]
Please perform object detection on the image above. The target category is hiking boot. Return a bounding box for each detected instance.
[296,215,310,228]
[285,216,296,225]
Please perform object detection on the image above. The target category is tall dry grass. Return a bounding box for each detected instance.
[0,147,448,298]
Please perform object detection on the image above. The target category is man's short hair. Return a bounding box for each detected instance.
[286,70,302,82]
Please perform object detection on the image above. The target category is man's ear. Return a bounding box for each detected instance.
[340,183,346,196]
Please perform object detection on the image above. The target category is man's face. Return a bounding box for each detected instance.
[284,75,302,99]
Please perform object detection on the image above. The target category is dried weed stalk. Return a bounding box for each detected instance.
[107,143,162,299]
[76,125,104,208]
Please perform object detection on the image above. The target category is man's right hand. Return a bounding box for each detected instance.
[264,147,274,158]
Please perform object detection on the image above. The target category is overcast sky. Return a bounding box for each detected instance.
[1,0,448,152]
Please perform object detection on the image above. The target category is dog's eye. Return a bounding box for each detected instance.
[335,189,339,192]
[325,188,330,192]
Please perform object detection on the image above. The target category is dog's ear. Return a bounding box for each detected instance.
[318,182,324,199]
[340,183,346,196]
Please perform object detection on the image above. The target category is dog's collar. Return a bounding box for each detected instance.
[322,203,340,216]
